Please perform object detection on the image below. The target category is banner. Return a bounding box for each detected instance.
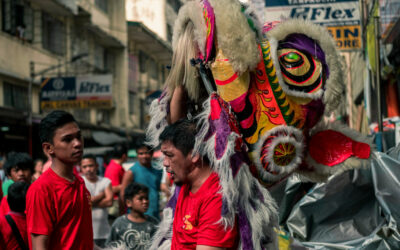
[264,0,361,50]
[41,74,113,109]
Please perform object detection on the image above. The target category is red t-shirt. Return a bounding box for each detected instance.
[104,160,125,199]
[171,173,238,250]
[0,212,28,249]
[26,168,93,250]
[0,196,10,216]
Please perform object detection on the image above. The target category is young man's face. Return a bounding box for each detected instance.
[80,158,98,180]
[161,140,193,186]
[46,122,83,165]
[137,146,153,167]
[9,166,32,183]
[126,190,149,214]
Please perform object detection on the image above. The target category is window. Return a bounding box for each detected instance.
[95,0,108,13]
[1,0,33,42]
[167,0,181,12]
[42,13,65,55]
[148,57,158,80]
[94,44,105,70]
[94,45,114,73]
[73,109,90,122]
[3,82,28,110]
[71,27,88,59]
[138,50,149,73]
[129,91,135,115]
[167,24,173,43]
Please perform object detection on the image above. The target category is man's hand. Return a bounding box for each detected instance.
[91,191,105,206]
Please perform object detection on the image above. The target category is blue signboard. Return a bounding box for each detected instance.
[41,77,76,101]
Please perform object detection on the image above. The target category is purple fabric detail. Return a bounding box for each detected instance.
[230,152,245,177]
[253,182,264,204]
[206,95,235,159]
[166,185,181,215]
[279,33,330,79]
[301,99,325,129]
[221,198,229,217]
[238,206,254,250]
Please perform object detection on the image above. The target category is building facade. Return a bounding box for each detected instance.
[125,0,180,130]
[0,0,129,158]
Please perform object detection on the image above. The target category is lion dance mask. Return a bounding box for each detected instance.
[146,0,372,249]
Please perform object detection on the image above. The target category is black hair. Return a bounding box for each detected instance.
[82,154,97,163]
[4,152,34,176]
[159,119,197,156]
[136,143,152,152]
[124,183,148,202]
[112,144,128,158]
[39,110,77,144]
[7,181,30,213]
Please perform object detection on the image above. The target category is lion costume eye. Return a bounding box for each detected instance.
[277,48,323,94]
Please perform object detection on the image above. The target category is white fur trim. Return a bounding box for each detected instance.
[253,126,305,182]
[172,1,207,57]
[145,95,170,148]
[194,95,279,249]
[267,19,345,113]
[209,0,260,74]
[149,207,174,250]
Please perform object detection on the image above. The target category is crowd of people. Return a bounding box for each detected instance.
[0,110,175,249]
[0,110,238,250]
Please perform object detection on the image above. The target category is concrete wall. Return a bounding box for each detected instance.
[126,0,167,40]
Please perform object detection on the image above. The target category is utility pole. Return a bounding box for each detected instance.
[28,61,34,156]
[374,17,383,133]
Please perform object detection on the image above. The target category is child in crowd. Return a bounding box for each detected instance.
[81,154,113,248]
[0,181,30,249]
[0,152,33,215]
[106,183,159,250]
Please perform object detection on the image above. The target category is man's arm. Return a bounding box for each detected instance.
[97,183,113,208]
[168,85,187,124]
[119,170,133,202]
[91,191,105,206]
[31,234,49,250]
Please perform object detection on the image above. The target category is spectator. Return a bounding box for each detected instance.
[0,181,30,249]
[106,183,159,249]
[120,144,169,220]
[26,110,93,249]
[105,144,127,219]
[81,154,113,248]
[159,119,238,249]
[0,152,33,215]
[32,158,44,181]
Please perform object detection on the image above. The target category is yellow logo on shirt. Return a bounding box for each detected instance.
[183,215,193,230]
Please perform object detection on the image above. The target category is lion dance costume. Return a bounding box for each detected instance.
[146,0,373,249]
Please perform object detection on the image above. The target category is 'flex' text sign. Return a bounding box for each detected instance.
[265,0,361,50]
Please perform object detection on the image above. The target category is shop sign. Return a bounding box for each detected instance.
[264,0,361,50]
[41,74,113,109]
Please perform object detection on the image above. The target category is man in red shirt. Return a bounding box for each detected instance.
[0,181,30,249]
[104,144,127,218]
[26,110,93,250]
[159,119,238,249]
